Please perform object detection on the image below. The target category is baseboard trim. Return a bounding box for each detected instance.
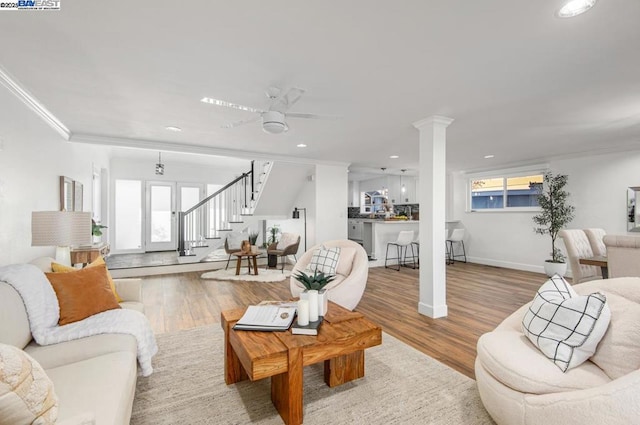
[418,302,448,318]
[466,256,546,275]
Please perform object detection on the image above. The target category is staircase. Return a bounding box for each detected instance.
[177,160,273,263]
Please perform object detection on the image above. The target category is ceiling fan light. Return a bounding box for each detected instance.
[262,111,287,134]
[263,121,286,134]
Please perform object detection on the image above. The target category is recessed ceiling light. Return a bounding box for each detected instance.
[484,154,495,159]
[389,155,399,159]
[556,0,596,18]
[165,126,182,132]
[297,143,307,148]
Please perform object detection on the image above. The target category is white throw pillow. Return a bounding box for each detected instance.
[276,233,298,250]
[521,275,611,372]
[0,343,58,425]
[307,246,341,275]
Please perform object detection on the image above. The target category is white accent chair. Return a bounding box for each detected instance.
[558,229,601,284]
[584,228,607,257]
[476,277,640,425]
[603,235,640,278]
[290,240,368,311]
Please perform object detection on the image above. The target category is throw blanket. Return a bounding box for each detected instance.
[0,264,158,376]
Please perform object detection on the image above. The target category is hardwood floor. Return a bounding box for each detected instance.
[140,262,544,379]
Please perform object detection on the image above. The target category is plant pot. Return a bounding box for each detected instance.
[250,245,258,254]
[318,289,328,317]
[268,254,278,268]
[300,289,328,317]
[544,261,567,277]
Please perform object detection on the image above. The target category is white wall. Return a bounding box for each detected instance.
[264,163,347,255]
[452,150,640,273]
[315,164,348,242]
[0,90,111,265]
[110,156,247,184]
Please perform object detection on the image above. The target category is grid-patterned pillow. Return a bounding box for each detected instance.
[307,246,341,275]
[522,275,611,372]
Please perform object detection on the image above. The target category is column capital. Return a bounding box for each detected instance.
[412,115,454,130]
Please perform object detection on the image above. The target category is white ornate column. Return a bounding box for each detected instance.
[413,115,454,318]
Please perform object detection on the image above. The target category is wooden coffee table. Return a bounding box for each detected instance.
[232,251,259,276]
[221,302,382,425]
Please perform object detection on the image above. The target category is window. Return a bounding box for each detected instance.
[470,173,543,211]
[114,180,142,250]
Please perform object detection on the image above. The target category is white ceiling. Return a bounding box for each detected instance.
[0,0,639,176]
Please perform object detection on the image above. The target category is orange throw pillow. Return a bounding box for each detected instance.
[45,264,121,326]
[51,256,122,302]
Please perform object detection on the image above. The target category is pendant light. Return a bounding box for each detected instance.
[155,152,165,175]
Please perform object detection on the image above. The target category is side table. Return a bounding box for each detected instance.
[70,243,110,267]
[233,251,259,275]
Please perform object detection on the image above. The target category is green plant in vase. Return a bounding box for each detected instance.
[293,269,336,291]
[91,219,107,237]
[248,231,259,246]
[266,225,281,246]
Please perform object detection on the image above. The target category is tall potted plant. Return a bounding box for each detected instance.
[532,172,575,277]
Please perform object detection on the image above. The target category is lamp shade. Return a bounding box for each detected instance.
[292,208,300,219]
[32,211,92,247]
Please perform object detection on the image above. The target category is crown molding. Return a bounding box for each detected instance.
[70,133,351,167]
[0,65,71,140]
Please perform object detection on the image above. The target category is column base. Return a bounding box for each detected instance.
[418,301,448,318]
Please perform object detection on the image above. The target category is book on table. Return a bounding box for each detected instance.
[291,317,323,336]
[233,305,297,331]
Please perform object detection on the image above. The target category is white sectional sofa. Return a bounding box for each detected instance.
[0,257,145,425]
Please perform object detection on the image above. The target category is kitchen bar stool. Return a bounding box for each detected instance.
[446,228,467,264]
[410,232,419,269]
[385,230,416,271]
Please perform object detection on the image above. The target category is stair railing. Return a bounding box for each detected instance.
[178,161,257,256]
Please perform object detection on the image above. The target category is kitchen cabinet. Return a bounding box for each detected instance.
[348,219,364,241]
[388,175,417,204]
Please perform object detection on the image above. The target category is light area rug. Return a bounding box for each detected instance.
[201,268,292,282]
[131,325,495,425]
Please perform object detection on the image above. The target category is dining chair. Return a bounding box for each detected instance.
[558,229,601,283]
[584,228,607,257]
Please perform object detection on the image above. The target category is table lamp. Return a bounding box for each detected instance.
[31,211,92,266]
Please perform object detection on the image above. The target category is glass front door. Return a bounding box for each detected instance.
[146,182,176,251]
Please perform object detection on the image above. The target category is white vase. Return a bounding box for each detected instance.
[300,289,329,317]
[544,261,567,277]
[318,289,328,317]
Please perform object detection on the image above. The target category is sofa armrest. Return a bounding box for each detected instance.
[114,279,142,303]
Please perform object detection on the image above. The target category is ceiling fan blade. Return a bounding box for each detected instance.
[287,112,341,120]
[271,87,305,112]
[283,87,305,109]
[201,97,264,113]
[221,115,261,128]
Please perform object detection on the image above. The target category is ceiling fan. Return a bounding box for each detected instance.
[201,87,337,134]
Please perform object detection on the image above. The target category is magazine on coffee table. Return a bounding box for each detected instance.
[233,305,297,331]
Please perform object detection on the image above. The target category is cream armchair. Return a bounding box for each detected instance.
[289,239,368,311]
[476,277,640,425]
[603,235,640,278]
